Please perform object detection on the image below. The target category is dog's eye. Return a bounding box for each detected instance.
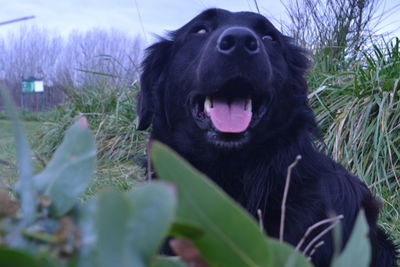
[262,35,274,42]
[194,27,208,34]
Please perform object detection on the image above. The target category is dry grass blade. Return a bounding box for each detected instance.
[257,209,264,233]
[302,219,342,256]
[307,241,325,261]
[296,215,344,251]
[280,154,302,242]
[253,0,261,13]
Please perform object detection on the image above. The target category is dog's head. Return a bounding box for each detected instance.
[138,8,314,150]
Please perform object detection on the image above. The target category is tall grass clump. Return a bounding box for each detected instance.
[309,37,400,239]
[311,38,399,187]
[282,0,399,240]
[36,79,147,192]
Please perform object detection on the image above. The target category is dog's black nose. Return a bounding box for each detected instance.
[217,27,259,55]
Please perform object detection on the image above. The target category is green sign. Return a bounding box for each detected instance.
[21,77,44,93]
[22,81,34,93]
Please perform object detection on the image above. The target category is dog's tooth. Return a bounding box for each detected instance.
[204,97,212,113]
[245,99,252,111]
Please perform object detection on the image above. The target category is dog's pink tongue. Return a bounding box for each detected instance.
[209,98,252,133]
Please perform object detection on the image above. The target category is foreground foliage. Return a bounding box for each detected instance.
[27,36,399,241]
[0,90,372,266]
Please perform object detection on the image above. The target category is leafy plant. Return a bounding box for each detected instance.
[0,88,175,266]
[151,142,374,267]
[15,117,96,217]
[79,183,177,267]
[0,88,374,266]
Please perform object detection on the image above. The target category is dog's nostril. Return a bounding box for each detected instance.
[219,36,234,51]
[245,36,258,52]
[219,35,235,51]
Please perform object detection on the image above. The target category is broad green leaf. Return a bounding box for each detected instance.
[95,190,141,267]
[28,117,96,217]
[95,182,176,267]
[1,88,36,247]
[169,221,205,239]
[151,141,273,267]
[0,247,40,267]
[77,200,98,267]
[268,239,312,267]
[0,248,58,267]
[125,182,176,263]
[151,256,186,267]
[331,210,371,267]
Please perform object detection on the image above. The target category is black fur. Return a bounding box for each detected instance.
[137,8,397,266]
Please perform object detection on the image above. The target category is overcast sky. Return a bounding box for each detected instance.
[0,0,399,43]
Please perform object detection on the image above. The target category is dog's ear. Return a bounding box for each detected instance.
[136,39,172,130]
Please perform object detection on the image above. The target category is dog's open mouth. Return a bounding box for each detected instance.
[191,77,269,147]
[204,96,252,133]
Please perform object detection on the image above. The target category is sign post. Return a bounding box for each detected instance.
[21,77,45,111]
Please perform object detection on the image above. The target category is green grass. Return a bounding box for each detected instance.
[309,37,400,242]
[37,83,147,163]
[0,115,145,196]
[34,83,147,194]
[0,119,42,188]
[0,110,50,121]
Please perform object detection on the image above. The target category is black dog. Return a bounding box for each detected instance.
[137,8,397,266]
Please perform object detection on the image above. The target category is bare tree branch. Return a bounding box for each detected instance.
[0,16,35,26]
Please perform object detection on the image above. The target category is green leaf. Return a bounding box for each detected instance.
[95,182,176,267]
[268,239,312,267]
[126,182,177,263]
[95,190,141,267]
[169,221,205,239]
[0,247,40,267]
[331,210,371,267]
[0,247,58,267]
[1,88,36,247]
[151,256,186,267]
[28,117,96,217]
[151,141,273,267]
[76,200,98,267]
